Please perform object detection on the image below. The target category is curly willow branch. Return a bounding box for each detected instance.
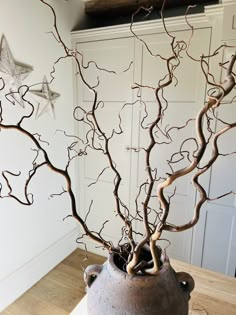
[38,0,135,252]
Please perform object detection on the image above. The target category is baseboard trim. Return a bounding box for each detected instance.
[0,228,78,311]
[77,237,109,258]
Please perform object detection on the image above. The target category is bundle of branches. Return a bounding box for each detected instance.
[0,0,235,276]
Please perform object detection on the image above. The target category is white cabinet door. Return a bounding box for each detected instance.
[191,44,236,275]
[132,28,212,263]
[73,24,235,275]
[74,37,135,248]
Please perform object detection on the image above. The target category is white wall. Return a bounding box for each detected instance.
[0,0,85,310]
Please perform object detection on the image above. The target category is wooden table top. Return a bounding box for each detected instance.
[172,259,236,315]
[71,259,236,315]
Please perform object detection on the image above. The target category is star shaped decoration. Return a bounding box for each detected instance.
[0,36,33,107]
[30,76,60,119]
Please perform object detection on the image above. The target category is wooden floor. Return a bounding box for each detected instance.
[2,249,106,315]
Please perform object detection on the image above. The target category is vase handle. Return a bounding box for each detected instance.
[176,271,195,294]
[84,264,103,288]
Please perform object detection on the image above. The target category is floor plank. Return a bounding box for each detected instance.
[3,249,106,315]
[1,310,14,315]
[6,293,69,315]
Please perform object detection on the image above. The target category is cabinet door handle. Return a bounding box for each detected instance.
[126,146,141,152]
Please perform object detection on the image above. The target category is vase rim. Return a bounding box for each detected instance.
[107,251,171,280]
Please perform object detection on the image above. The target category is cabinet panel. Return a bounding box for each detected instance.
[136,101,199,194]
[191,48,236,276]
[133,28,211,263]
[208,117,236,208]
[140,29,211,103]
[84,179,126,242]
[75,37,135,248]
[83,101,133,183]
[192,204,236,276]
[202,208,235,274]
[76,37,134,103]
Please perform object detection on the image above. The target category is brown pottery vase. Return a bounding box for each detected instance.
[84,252,194,315]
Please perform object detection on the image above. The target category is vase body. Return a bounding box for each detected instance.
[84,253,194,315]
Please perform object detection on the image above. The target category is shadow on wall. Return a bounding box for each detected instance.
[73,0,219,31]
